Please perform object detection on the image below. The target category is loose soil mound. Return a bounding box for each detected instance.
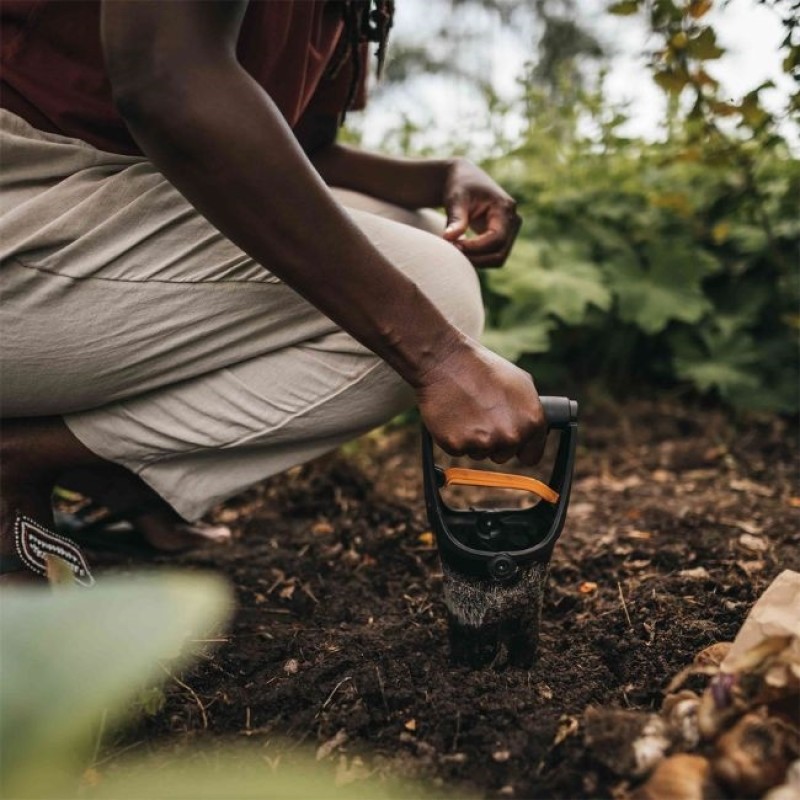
[102,401,799,798]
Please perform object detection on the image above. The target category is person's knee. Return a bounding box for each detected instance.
[420,237,485,341]
[346,207,485,342]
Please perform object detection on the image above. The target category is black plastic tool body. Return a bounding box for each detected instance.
[422,396,578,583]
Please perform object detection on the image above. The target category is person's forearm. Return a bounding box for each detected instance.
[114,65,463,386]
[311,143,455,210]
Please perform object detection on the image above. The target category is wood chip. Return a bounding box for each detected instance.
[730,478,774,497]
[216,507,240,523]
[440,753,468,764]
[721,518,764,535]
[651,469,674,483]
[311,520,335,536]
[279,583,296,600]
[679,566,710,580]
[737,560,765,575]
[739,533,768,552]
[552,715,580,747]
[693,642,731,667]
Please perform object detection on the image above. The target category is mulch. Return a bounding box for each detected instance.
[96,399,799,799]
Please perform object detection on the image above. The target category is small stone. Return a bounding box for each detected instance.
[283,658,299,675]
[341,548,361,566]
[493,750,511,763]
[498,785,515,797]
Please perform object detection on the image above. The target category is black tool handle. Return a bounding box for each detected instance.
[540,396,578,429]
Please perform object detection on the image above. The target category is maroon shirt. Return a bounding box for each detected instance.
[1,0,365,155]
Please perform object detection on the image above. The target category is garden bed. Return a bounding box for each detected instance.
[100,400,798,798]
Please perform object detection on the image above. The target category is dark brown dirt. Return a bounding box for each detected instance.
[93,400,799,799]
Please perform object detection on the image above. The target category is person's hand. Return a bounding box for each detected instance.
[414,338,546,465]
[442,158,522,269]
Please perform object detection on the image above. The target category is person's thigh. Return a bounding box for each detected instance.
[1,115,486,517]
[65,331,414,520]
[1,118,482,416]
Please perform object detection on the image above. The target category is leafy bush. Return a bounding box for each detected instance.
[375,0,799,412]
[483,97,799,411]
[480,0,799,412]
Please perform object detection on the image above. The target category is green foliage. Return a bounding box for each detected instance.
[473,2,799,411]
[371,0,798,410]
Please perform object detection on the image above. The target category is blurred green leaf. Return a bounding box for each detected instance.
[685,28,725,60]
[85,747,436,800]
[0,573,233,798]
[654,68,691,94]
[671,327,761,396]
[488,240,612,325]
[607,242,715,334]
[608,1,642,16]
[481,311,555,360]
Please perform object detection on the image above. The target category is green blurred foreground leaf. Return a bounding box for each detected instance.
[84,747,438,800]
[0,572,233,798]
[0,573,443,800]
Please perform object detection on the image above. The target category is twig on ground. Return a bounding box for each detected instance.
[161,664,209,729]
[617,581,634,630]
[375,666,390,713]
[452,711,462,752]
[316,676,353,719]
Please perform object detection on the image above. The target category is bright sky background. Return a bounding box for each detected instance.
[356,0,796,154]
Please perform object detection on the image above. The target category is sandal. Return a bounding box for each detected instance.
[1,511,95,586]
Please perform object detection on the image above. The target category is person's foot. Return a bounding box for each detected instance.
[1,415,153,584]
[58,467,231,553]
[133,507,231,553]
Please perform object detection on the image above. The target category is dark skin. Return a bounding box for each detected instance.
[0,0,545,581]
[307,135,523,269]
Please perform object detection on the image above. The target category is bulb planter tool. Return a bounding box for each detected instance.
[422,395,578,668]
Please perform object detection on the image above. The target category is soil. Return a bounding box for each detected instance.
[92,400,799,799]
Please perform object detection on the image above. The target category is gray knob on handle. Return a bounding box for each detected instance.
[539,396,578,429]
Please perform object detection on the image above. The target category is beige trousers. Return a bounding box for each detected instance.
[0,111,484,520]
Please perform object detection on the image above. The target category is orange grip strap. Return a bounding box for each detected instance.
[442,468,560,504]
